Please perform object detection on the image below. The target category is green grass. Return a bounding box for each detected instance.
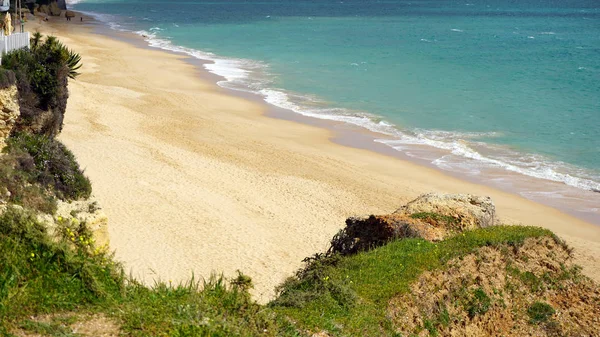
[0,207,300,337]
[271,226,554,336]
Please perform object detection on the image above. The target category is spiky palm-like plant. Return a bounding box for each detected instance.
[30,31,42,51]
[29,34,83,79]
[64,48,82,79]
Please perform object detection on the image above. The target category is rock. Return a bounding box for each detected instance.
[394,193,496,229]
[36,197,110,248]
[329,193,496,255]
[0,85,20,152]
[57,0,67,10]
[65,10,75,18]
[49,2,62,16]
[38,4,50,15]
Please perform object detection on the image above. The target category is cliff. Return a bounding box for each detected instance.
[57,0,67,10]
[272,194,600,337]
[0,85,19,152]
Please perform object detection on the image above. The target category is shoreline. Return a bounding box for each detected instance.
[79,12,600,227]
[30,14,600,302]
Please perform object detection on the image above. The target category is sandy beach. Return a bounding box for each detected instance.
[29,17,600,302]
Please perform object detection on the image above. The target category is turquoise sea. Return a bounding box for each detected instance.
[68,0,600,220]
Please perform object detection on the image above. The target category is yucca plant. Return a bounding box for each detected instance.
[30,32,42,51]
[64,48,82,79]
[28,34,83,79]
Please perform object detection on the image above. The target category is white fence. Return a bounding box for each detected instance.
[0,32,30,63]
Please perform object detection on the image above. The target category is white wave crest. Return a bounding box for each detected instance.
[376,135,600,192]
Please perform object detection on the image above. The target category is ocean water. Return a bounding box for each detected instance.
[68,0,600,219]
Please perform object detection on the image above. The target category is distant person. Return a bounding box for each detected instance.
[80,17,83,22]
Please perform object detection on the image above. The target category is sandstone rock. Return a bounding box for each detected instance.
[37,197,110,248]
[39,4,50,15]
[330,193,496,255]
[49,2,62,16]
[395,193,496,229]
[0,85,20,152]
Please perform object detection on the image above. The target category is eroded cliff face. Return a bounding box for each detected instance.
[0,85,20,152]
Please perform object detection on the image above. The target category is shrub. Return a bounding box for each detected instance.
[0,69,16,89]
[1,34,81,137]
[6,133,92,201]
[527,302,555,323]
[272,253,356,310]
[0,150,57,213]
[465,287,492,318]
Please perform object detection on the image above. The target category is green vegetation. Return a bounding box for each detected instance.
[0,133,91,213]
[527,302,555,324]
[2,33,82,137]
[7,133,91,201]
[0,207,122,320]
[0,207,299,337]
[271,226,553,336]
[0,199,558,337]
[0,151,57,213]
[0,69,17,90]
[0,34,89,213]
[464,287,492,318]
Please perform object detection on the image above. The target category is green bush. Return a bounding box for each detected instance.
[0,149,57,213]
[527,302,555,323]
[465,288,491,318]
[0,69,16,89]
[6,133,92,201]
[1,34,81,137]
[272,253,356,309]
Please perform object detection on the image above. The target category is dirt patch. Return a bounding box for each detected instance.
[12,313,120,337]
[388,236,600,336]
